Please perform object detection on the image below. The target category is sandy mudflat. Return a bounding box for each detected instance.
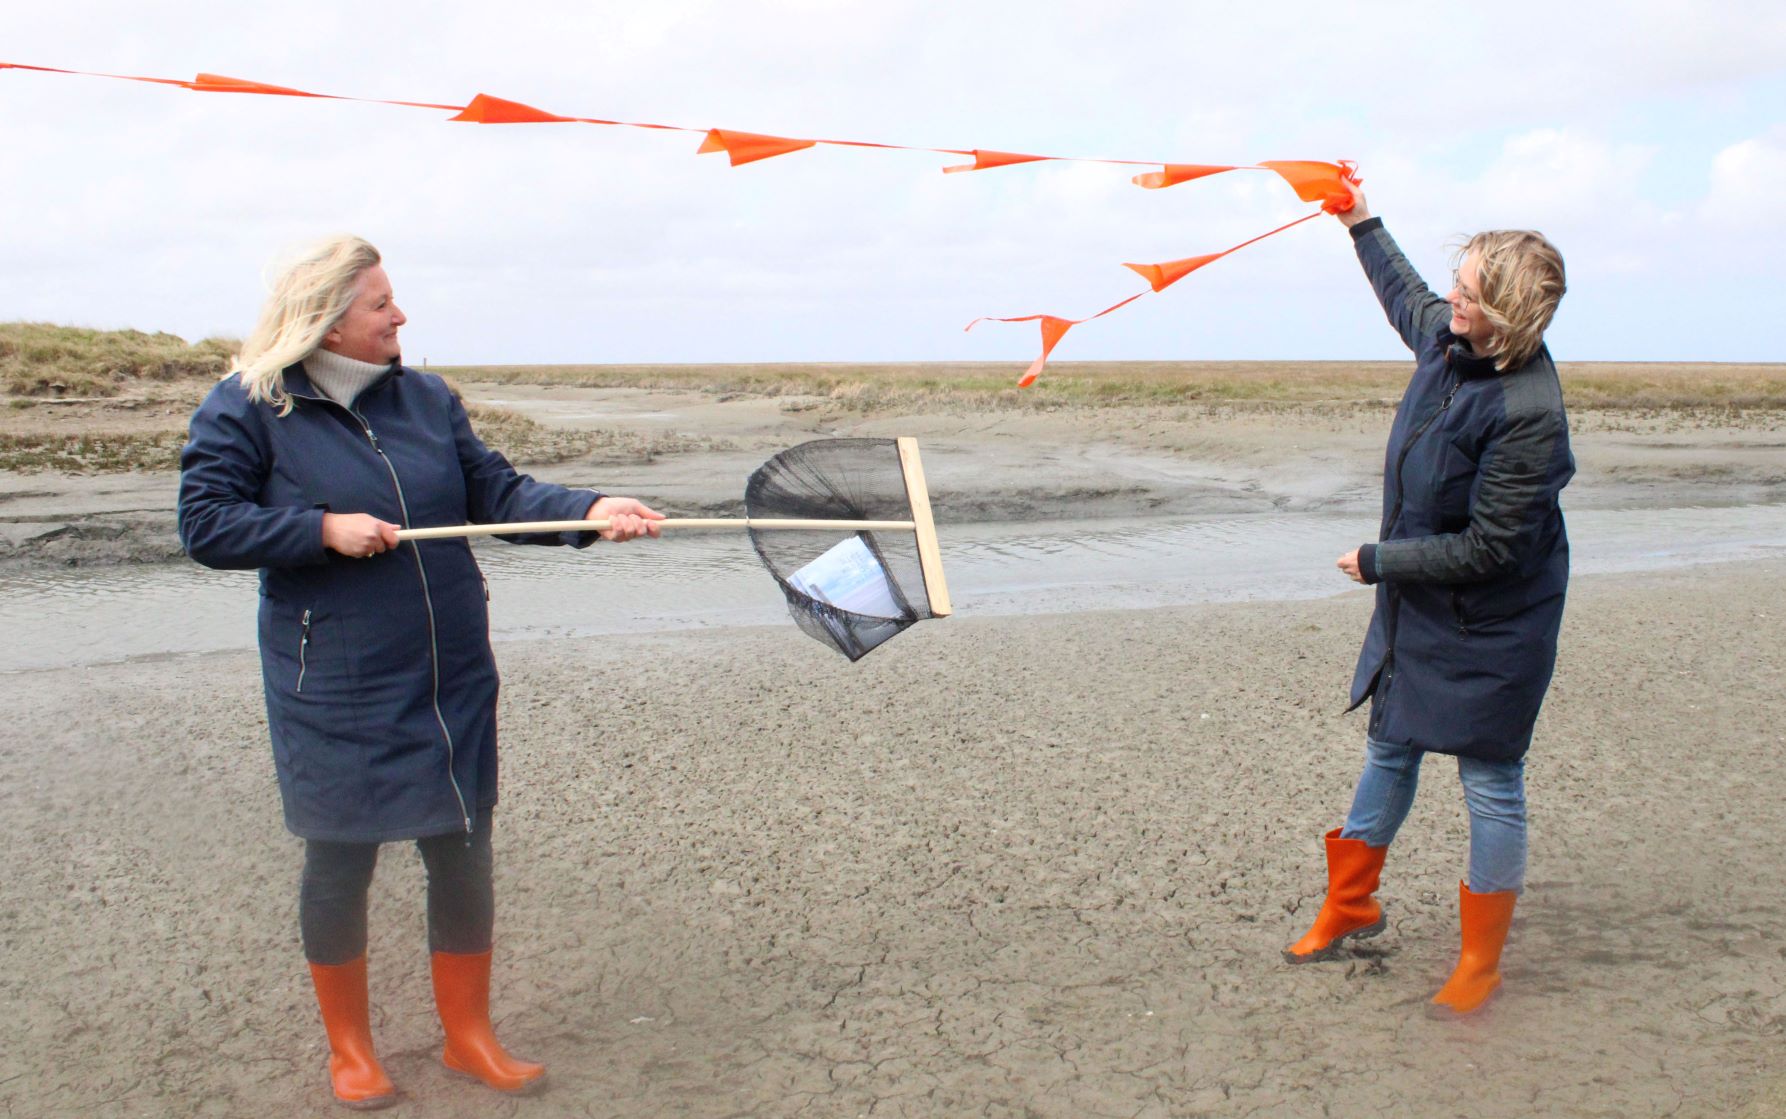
[3,567,1785,1116]
[2,387,1785,1117]
[2,380,1784,566]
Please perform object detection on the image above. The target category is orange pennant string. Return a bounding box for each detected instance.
[942,149,1050,174]
[698,128,817,166]
[1122,252,1224,293]
[966,292,1147,387]
[9,58,1367,387]
[449,93,573,123]
[190,73,327,97]
[977,209,1328,385]
[1259,159,1361,213]
[1132,163,1237,189]
[1019,315,1077,387]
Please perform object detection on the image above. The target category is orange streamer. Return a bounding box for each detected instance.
[698,129,817,166]
[450,93,573,124]
[978,211,1326,385]
[1123,252,1223,293]
[1260,159,1361,213]
[942,149,1050,174]
[966,293,1146,388]
[190,73,328,97]
[1132,164,1236,190]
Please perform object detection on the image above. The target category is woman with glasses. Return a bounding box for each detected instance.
[1283,181,1572,1017]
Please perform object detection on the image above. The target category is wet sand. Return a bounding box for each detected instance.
[2,387,1785,1116]
[4,563,1785,1117]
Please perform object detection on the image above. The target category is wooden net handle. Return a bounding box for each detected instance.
[395,517,916,542]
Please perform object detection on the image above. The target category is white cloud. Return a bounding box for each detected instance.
[1699,129,1786,233]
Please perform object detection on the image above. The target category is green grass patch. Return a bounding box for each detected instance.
[1,322,235,397]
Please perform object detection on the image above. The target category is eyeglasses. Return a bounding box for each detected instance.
[1451,272,1481,308]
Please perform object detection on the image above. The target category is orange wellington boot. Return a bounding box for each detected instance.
[307,956,397,1111]
[1284,828,1390,963]
[1429,881,1517,1016]
[431,949,548,1095]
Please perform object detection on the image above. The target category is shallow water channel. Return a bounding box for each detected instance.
[7,503,1785,674]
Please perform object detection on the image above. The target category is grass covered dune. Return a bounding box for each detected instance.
[2,321,1785,474]
[0,321,234,398]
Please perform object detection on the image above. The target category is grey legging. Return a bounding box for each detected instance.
[299,807,495,965]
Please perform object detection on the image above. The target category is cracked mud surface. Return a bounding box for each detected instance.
[3,561,1784,1117]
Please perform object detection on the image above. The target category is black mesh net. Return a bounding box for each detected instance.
[746,438,939,661]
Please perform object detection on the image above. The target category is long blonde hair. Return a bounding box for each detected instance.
[235,235,382,413]
[1454,230,1566,372]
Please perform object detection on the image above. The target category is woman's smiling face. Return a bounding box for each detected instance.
[1447,251,1495,351]
[322,265,406,364]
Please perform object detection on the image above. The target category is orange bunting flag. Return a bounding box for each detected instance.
[942,149,1050,174]
[1012,315,1075,388]
[1259,159,1360,213]
[450,93,572,124]
[189,73,325,97]
[967,293,1146,387]
[1123,252,1224,293]
[698,128,817,166]
[1131,163,1236,190]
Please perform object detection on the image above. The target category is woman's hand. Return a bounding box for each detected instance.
[587,496,665,542]
[1334,178,1372,229]
[1337,548,1366,584]
[322,512,400,558]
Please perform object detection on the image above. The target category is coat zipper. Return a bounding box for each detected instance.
[1368,652,1393,734]
[1384,373,1461,533]
[1370,369,1460,731]
[350,407,474,835]
[296,608,312,693]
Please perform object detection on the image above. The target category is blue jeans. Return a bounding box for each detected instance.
[1339,737,1527,894]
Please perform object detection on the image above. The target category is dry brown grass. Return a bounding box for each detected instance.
[440,359,1786,412]
[2,322,1779,474]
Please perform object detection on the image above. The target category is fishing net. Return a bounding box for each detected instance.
[745,437,947,660]
[397,435,951,660]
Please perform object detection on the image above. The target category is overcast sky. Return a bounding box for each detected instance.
[4,1,1782,367]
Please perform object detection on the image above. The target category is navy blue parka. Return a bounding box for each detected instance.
[179,362,601,842]
[1345,218,1574,763]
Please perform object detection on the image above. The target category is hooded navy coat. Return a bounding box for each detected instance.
[1345,218,1575,763]
[179,362,601,842]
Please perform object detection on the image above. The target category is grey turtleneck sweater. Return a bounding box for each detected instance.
[302,348,393,408]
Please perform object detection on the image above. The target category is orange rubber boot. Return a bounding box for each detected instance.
[307,957,397,1111]
[431,949,548,1095]
[1430,881,1517,1016]
[1284,828,1389,963]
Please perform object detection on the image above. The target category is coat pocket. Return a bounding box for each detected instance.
[260,599,355,700]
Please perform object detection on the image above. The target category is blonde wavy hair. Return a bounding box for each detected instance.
[235,235,382,414]
[1452,230,1566,372]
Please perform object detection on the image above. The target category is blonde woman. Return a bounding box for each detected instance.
[179,236,662,1108]
[1284,184,1572,1018]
